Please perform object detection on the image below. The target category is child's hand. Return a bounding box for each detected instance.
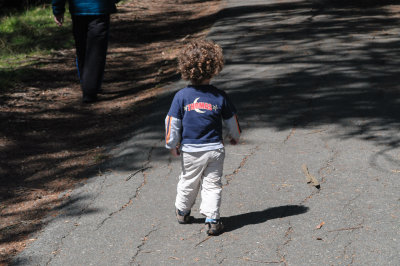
[230,138,238,145]
[170,147,181,157]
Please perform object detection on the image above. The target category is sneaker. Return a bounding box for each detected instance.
[82,94,97,103]
[175,209,193,224]
[205,220,224,236]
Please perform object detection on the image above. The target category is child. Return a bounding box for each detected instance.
[165,40,241,235]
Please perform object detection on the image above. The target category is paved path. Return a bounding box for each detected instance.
[14,0,400,265]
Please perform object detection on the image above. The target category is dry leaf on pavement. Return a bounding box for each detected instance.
[316,221,325,229]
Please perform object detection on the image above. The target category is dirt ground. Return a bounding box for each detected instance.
[0,0,223,264]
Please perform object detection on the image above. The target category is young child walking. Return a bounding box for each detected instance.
[165,40,241,235]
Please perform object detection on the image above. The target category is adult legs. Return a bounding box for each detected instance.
[72,15,87,83]
[72,15,110,101]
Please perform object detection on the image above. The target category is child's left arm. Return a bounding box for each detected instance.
[222,92,241,144]
[224,114,241,145]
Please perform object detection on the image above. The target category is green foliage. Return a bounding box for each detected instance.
[0,5,73,57]
[0,4,74,89]
[0,0,52,10]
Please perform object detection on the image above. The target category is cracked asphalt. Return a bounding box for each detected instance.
[13,0,400,265]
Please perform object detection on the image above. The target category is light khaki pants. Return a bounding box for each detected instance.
[175,148,225,220]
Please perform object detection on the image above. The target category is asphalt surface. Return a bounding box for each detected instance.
[13,0,400,265]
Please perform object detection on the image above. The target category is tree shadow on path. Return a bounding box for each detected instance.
[208,0,400,154]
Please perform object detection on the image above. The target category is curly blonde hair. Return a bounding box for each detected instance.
[178,39,224,84]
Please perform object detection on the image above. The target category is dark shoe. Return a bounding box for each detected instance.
[82,94,97,103]
[175,209,193,224]
[206,220,224,235]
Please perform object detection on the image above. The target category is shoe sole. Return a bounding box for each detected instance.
[206,223,224,236]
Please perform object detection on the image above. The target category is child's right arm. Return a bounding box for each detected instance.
[165,115,182,154]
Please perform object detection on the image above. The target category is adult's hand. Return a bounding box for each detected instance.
[54,14,64,26]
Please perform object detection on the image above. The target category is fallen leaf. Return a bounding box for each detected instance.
[302,164,320,189]
[316,221,325,229]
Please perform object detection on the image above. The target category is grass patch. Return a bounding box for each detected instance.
[0,4,74,88]
[0,4,74,58]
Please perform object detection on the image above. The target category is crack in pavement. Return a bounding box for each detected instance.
[95,143,158,230]
[328,194,364,245]
[276,223,294,266]
[284,127,296,144]
[46,139,161,264]
[301,139,340,205]
[238,257,281,264]
[130,225,159,265]
[340,222,363,266]
[318,150,339,185]
[318,139,340,185]
[223,145,260,186]
[343,239,355,264]
[343,194,361,212]
[46,173,109,265]
[95,171,149,231]
[326,188,364,261]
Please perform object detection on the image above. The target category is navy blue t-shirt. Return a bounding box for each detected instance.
[167,85,237,145]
